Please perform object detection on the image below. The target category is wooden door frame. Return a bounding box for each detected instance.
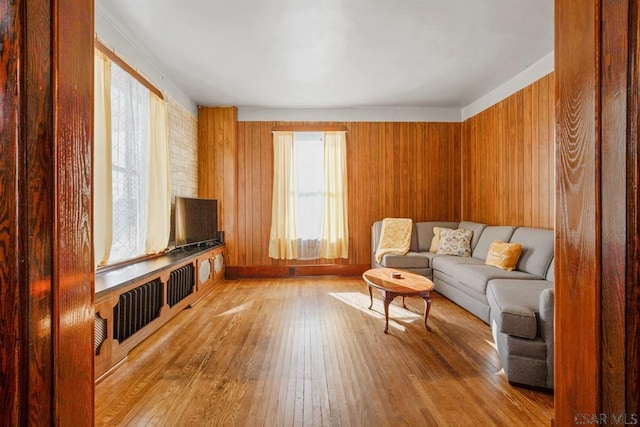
[0,0,94,424]
[2,0,639,425]
[555,0,639,424]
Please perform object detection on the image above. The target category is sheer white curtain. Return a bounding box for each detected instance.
[269,130,349,260]
[268,131,298,259]
[94,51,112,267]
[145,93,171,253]
[110,63,149,263]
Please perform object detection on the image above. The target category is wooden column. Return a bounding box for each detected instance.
[198,107,238,266]
[0,0,94,424]
[555,0,639,424]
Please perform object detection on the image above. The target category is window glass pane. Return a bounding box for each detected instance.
[109,63,149,263]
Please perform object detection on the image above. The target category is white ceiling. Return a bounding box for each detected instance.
[95,0,554,110]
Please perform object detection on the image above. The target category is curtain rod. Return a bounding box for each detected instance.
[271,124,348,133]
[95,38,164,101]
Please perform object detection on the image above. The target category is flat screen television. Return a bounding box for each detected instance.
[174,196,219,248]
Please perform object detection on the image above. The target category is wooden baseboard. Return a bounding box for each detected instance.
[225,264,370,279]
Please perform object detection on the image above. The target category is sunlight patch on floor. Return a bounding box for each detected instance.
[328,291,423,332]
[215,301,253,317]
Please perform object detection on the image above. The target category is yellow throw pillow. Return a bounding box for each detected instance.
[485,240,522,271]
[430,227,452,252]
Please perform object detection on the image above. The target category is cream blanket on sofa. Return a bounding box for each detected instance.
[375,218,413,263]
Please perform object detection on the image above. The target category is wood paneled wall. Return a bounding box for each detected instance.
[198,107,238,266]
[199,77,557,273]
[198,120,461,269]
[461,73,555,229]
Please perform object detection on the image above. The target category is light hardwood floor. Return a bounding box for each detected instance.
[95,277,554,426]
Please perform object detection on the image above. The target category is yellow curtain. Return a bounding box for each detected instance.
[145,93,171,254]
[320,131,349,258]
[268,131,298,259]
[94,50,112,267]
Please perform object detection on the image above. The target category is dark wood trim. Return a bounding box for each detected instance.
[0,1,24,422]
[25,0,55,422]
[226,264,370,279]
[94,38,164,100]
[600,0,629,414]
[627,0,640,413]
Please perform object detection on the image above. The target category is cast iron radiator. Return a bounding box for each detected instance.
[113,278,163,343]
[167,264,195,307]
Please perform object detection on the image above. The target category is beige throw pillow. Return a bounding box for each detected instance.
[430,227,453,253]
[485,240,522,271]
[436,228,473,257]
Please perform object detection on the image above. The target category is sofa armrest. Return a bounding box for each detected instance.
[539,288,554,387]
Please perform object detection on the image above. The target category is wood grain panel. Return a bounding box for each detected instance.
[0,2,24,422]
[461,73,555,229]
[628,0,640,413]
[555,1,600,423]
[600,0,629,415]
[198,107,238,266]
[25,0,56,423]
[54,1,95,424]
[232,121,461,269]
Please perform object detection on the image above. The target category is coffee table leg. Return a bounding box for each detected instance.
[422,294,432,332]
[368,285,374,310]
[383,293,394,333]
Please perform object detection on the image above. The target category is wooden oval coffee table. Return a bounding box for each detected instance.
[362,267,435,333]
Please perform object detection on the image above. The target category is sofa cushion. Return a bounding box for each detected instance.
[415,221,459,252]
[382,252,430,269]
[487,279,553,339]
[431,254,484,272]
[472,226,517,260]
[453,264,539,296]
[437,228,473,257]
[458,221,487,250]
[509,227,554,277]
[485,240,522,271]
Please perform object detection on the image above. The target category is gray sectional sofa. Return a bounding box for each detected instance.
[371,220,555,389]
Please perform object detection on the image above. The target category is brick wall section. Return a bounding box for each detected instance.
[167,97,198,198]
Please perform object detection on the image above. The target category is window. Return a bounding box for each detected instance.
[94,46,171,267]
[268,130,349,260]
[110,63,150,262]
